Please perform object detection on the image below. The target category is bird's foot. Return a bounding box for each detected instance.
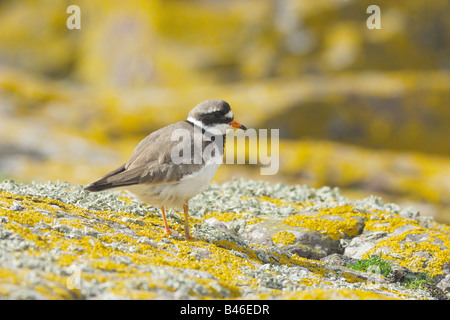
[164,228,182,238]
[184,233,196,241]
[164,228,196,240]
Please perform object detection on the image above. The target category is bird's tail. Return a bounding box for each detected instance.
[84,163,127,192]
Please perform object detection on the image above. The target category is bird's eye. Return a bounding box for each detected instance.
[213,111,222,118]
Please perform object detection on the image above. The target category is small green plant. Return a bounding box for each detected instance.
[347,255,393,276]
[402,272,435,289]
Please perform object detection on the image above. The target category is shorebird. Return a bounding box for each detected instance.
[85,99,246,240]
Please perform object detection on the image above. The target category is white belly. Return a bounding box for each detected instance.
[125,163,220,210]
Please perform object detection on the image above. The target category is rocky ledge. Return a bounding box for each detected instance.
[0,179,449,300]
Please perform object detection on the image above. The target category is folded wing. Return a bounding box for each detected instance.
[84,121,208,192]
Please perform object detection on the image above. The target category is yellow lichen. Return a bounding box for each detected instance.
[272,231,296,245]
[267,288,398,300]
[202,211,263,226]
[245,196,312,211]
[364,215,421,233]
[282,205,362,240]
[250,198,367,240]
[364,228,450,277]
[214,240,262,264]
[203,211,243,222]
[0,268,21,285]
[2,187,449,299]
[341,272,367,284]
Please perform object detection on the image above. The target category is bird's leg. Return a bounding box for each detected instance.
[183,203,195,240]
[161,206,172,236]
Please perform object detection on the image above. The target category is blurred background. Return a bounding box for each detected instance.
[0,0,449,223]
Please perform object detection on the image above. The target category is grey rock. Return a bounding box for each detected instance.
[436,274,450,294]
[321,253,358,267]
[1,179,449,300]
[10,200,26,212]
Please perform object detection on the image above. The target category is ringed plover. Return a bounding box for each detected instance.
[85,99,246,240]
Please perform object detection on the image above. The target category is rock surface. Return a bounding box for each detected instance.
[0,179,449,300]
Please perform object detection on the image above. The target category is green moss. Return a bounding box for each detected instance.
[402,272,435,290]
[347,255,393,277]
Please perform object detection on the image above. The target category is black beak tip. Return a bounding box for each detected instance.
[240,124,248,131]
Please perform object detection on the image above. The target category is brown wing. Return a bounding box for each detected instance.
[84,121,212,192]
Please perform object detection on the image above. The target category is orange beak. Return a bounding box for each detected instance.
[229,120,247,130]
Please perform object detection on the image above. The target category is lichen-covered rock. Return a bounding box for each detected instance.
[0,179,449,300]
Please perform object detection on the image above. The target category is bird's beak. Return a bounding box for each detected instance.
[229,120,247,130]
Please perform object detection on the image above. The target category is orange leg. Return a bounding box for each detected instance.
[161,206,173,236]
[183,203,195,240]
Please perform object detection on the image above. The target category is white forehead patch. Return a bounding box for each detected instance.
[224,110,233,119]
